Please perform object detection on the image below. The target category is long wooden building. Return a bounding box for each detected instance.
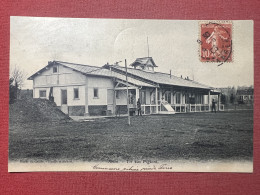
[28,57,223,116]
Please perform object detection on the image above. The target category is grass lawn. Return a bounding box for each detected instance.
[9,110,253,163]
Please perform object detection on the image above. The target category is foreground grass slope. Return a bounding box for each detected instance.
[9,110,253,162]
[9,98,71,124]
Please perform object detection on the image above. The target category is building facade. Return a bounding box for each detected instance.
[236,86,254,104]
[28,57,223,116]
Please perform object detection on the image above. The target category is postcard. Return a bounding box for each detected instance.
[9,17,253,172]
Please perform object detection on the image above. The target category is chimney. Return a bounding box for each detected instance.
[170,70,172,78]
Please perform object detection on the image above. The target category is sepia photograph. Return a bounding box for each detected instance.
[9,17,254,172]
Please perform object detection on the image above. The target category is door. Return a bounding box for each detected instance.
[61,89,68,114]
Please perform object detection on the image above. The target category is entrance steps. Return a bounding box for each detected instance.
[159,101,175,114]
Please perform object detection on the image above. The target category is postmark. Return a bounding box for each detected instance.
[198,21,232,65]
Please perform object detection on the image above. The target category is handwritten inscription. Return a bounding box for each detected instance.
[92,163,173,172]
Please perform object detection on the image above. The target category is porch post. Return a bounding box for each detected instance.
[136,88,140,115]
[84,78,89,116]
[180,91,182,113]
[218,93,220,111]
[183,93,186,112]
[208,90,211,112]
[159,89,162,111]
[155,87,158,114]
[113,89,116,116]
[200,95,202,112]
[180,91,183,105]
[136,88,140,105]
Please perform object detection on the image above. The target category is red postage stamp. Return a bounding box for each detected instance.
[199,21,232,64]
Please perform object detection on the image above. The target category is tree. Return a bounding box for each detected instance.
[10,66,26,88]
[9,66,26,103]
[9,78,17,104]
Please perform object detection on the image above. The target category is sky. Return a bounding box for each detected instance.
[10,17,254,89]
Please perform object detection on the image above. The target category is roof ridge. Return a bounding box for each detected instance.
[114,65,205,83]
[55,61,101,69]
[57,61,110,75]
[86,66,110,74]
[113,65,182,78]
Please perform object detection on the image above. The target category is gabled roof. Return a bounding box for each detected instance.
[28,61,155,88]
[109,65,212,90]
[27,62,56,80]
[56,61,156,87]
[130,57,158,68]
[28,60,214,90]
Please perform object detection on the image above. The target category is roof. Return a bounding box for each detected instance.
[28,61,155,87]
[28,60,214,90]
[56,61,156,87]
[130,57,158,67]
[110,65,212,90]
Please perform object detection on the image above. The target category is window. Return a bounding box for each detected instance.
[182,94,186,104]
[165,91,171,104]
[189,94,195,104]
[140,91,146,104]
[93,88,99,98]
[116,91,120,99]
[53,66,58,73]
[185,94,190,104]
[197,94,203,104]
[195,94,201,104]
[74,88,79,99]
[150,92,156,104]
[175,92,181,104]
[39,90,46,98]
[129,92,134,104]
